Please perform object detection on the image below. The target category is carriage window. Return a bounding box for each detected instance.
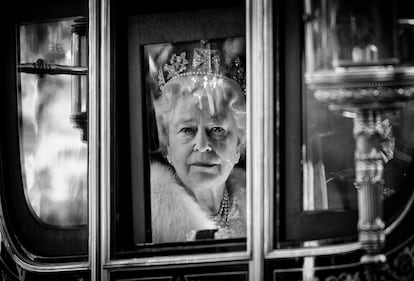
[302,0,395,212]
[18,18,88,226]
[144,39,246,243]
[112,1,246,256]
[303,0,414,213]
[280,0,414,244]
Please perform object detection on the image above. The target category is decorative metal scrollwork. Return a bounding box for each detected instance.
[324,237,414,281]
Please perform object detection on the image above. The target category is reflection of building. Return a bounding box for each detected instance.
[0,0,414,280]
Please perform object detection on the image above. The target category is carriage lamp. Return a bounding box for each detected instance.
[304,0,414,264]
[70,17,88,142]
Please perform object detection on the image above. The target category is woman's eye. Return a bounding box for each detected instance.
[178,127,195,134]
[210,127,226,138]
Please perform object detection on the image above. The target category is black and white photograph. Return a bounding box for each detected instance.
[0,0,414,280]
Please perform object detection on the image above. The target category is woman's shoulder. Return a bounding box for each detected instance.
[150,161,194,209]
[150,161,176,187]
[149,161,216,243]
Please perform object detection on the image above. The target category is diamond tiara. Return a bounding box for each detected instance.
[158,41,246,94]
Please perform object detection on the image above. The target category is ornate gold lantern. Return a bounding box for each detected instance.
[304,0,414,264]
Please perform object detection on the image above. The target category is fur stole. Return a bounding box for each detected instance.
[150,161,246,243]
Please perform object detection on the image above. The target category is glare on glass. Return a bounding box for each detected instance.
[18,19,88,226]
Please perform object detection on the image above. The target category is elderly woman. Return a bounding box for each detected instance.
[149,38,246,243]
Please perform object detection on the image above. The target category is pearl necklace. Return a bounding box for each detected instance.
[209,188,230,228]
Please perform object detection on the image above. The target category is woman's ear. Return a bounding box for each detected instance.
[237,136,242,150]
[236,135,246,159]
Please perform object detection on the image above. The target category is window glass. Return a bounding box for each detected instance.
[279,0,414,246]
[303,0,414,214]
[112,3,246,255]
[302,87,357,211]
[18,19,88,226]
[144,38,247,243]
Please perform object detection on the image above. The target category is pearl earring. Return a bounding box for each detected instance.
[235,151,240,164]
[166,154,173,165]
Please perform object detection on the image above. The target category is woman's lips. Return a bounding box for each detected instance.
[190,162,218,167]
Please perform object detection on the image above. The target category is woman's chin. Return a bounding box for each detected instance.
[184,167,227,188]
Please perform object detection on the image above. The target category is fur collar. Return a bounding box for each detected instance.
[150,161,246,243]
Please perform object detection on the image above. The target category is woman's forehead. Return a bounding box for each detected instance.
[179,94,227,113]
[173,112,226,125]
[172,96,228,124]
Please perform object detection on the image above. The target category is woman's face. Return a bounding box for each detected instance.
[167,94,239,190]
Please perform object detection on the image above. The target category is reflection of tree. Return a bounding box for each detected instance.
[20,21,71,65]
[20,19,87,226]
[29,74,88,226]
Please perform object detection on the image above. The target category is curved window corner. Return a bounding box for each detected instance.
[0,0,89,265]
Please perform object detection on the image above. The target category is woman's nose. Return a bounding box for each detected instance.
[193,129,212,152]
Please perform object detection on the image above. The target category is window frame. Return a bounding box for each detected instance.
[269,0,361,254]
[0,0,91,271]
[101,0,253,268]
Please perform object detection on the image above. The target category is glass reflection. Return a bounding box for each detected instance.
[19,19,87,226]
[304,0,397,72]
[303,90,357,211]
[303,0,414,212]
